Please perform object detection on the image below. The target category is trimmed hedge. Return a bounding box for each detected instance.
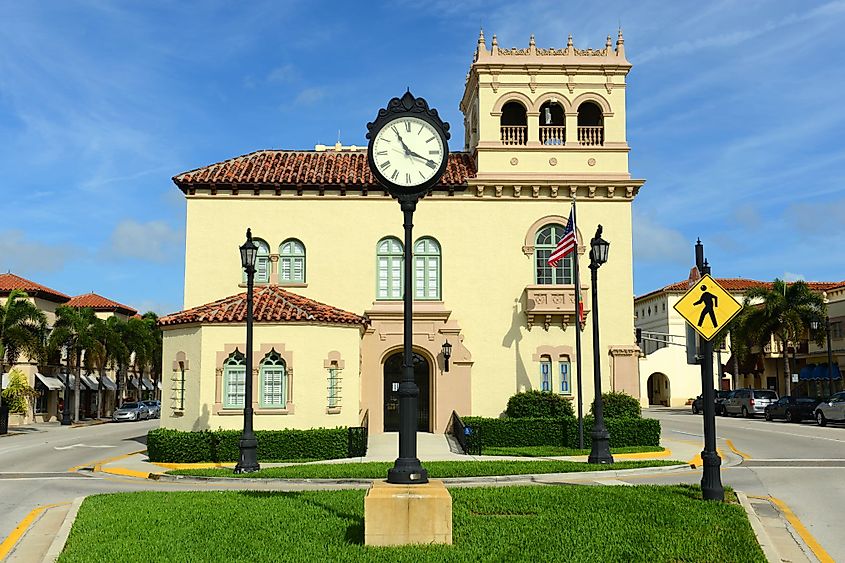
[147,427,350,463]
[505,391,575,418]
[590,391,642,419]
[461,416,659,449]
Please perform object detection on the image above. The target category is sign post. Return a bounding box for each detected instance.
[674,240,741,501]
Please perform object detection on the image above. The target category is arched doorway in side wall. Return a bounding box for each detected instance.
[383,351,431,432]
[646,372,671,406]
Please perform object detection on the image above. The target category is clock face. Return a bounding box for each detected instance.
[371,116,446,189]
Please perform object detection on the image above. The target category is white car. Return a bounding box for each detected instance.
[815,392,845,426]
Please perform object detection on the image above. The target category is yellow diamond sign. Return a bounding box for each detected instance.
[673,274,743,341]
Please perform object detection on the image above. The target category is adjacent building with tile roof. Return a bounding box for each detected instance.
[161,31,648,434]
[66,292,138,317]
[636,271,844,407]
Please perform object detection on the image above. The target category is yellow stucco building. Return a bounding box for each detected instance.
[160,31,645,434]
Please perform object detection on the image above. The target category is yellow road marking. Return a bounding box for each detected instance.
[0,502,69,560]
[68,449,147,474]
[99,467,151,479]
[725,439,751,460]
[153,462,236,470]
[687,448,725,468]
[613,448,672,460]
[766,495,834,563]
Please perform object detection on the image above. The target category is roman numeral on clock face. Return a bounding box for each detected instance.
[379,161,391,170]
[376,150,388,156]
[391,169,399,180]
[405,173,411,184]
[405,121,412,132]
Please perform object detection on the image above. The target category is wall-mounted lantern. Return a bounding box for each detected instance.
[442,340,453,372]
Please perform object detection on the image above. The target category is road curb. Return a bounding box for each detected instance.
[41,496,85,563]
[737,491,780,563]
[148,463,691,486]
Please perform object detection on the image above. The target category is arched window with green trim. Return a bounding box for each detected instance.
[223,350,246,409]
[414,237,441,300]
[259,350,286,408]
[376,237,403,300]
[534,224,574,284]
[279,239,305,283]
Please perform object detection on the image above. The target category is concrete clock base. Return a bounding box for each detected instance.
[364,479,453,546]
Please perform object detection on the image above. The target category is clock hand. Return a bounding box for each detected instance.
[406,150,437,167]
[394,130,412,155]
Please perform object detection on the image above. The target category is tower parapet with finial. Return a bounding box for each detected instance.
[459,31,637,183]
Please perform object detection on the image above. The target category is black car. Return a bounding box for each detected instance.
[764,396,822,423]
[692,390,732,415]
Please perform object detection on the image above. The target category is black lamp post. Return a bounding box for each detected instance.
[442,340,452,373]
[811,317,834,398]
[61,348,72,426]
[587,225,613,465]
[234,228,260,474]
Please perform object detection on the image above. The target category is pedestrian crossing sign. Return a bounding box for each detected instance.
[673,274,742,341]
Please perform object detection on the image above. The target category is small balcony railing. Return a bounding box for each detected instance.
[500,125,527,145]
[577,126,604,146]
[539,126,566,145]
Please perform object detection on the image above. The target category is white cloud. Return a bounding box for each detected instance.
[107,220,183,263]
[294,87,327,106]
[0,230,76,275]
[633,213,689,264]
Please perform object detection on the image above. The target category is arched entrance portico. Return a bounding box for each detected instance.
[646,372,671,406]
[383,351,431,432]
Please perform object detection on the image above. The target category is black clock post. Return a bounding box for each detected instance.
[366,91,450,485]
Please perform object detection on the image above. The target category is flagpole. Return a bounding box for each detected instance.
[572,196,585,449]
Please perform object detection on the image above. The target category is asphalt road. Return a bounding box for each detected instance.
[641,407,845,561]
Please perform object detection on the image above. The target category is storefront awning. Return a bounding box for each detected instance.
[129,377,153,390]
[141,378,154,391]
[799,363,842,381]
[35,373,64,391]
[99,375,117,391]
[80,374,98,390]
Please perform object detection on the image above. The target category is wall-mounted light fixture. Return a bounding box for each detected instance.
[442,340,453,372]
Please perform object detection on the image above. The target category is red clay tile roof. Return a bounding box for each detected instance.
[636,278,845,301]
[66,293,138,316]
[0,273,70,303]
[172,150,476,191]
[158,285,366,328]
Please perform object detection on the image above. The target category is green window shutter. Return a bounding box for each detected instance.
[377,237,404,300]
[280,240,306,283]
[414,237,441,300]
[222,352,247,409]
[259,351,286,408]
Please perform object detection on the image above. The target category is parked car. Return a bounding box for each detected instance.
[112,402,150,422]
[814,392,845,426]
[764,396,821,423]
[692,390,732,415]
[723,388,779,418]
[141,400,161,419]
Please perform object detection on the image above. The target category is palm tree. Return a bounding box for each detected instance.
[0,289,47,409]
[141,312,162,400]
[89,316,127,418]
[49,306,97,421]
[743,279,826,395]
[105,317,131,405]
[124,316,152,400]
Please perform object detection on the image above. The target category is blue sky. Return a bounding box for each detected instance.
[1,1,844,314]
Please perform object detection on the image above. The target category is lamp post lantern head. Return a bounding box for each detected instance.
[240,228,258,271]
[811,319,821,331]
[590,225,609,267]
[442,340,452,372]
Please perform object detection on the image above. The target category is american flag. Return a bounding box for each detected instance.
[547,208,577,267]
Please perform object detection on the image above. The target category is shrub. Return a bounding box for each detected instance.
[461,416,660,449]
[505,390,575,418]
[1,369,38,414]
[590,391,641,419]
[147,427,352,463]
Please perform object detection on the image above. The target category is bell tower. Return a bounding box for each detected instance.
[460,30,633,183]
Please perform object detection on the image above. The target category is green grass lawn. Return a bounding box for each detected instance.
[58,486,765,563]
[481,445,665,457]
[166,459,683,479]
